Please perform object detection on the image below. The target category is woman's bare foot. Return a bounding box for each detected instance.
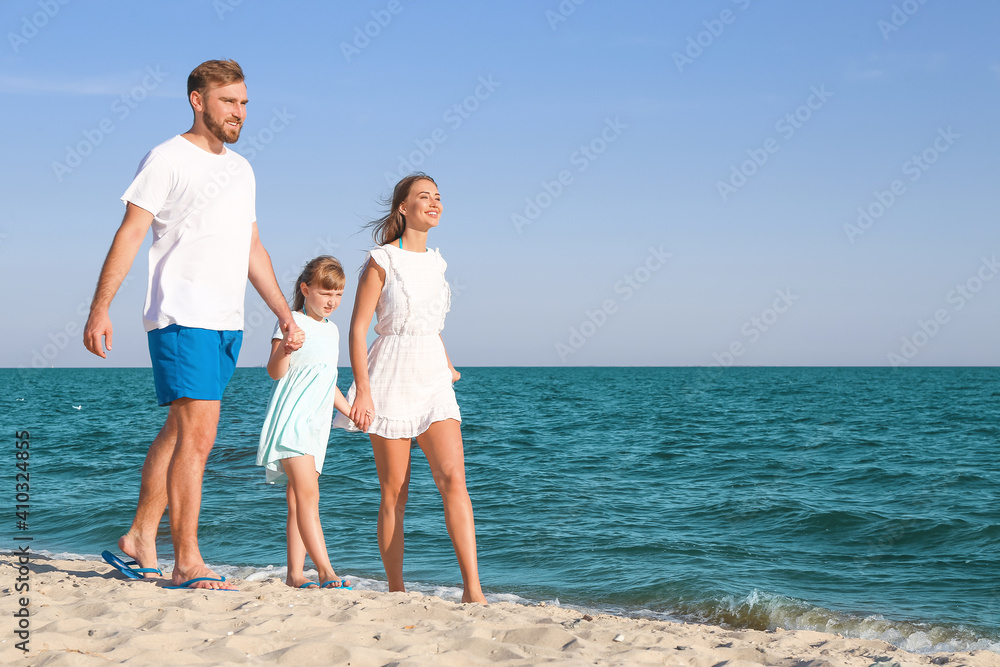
[462,588,488,604]
[118,531,161,579]
[318,569,350,588]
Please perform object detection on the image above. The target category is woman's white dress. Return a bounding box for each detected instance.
[333,243,460,439]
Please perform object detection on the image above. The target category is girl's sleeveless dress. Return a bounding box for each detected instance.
[332,243,460,439]
[257,310,340,484]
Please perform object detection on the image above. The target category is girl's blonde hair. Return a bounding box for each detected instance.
[364,173,437,246]
[291,256,345,312]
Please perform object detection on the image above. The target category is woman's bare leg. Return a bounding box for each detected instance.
[370,435,412,591]
[416,419,486,604]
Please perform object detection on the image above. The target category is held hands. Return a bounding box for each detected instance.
[282,320,305,353]
[283,328,305,354]
[349,392,376,433]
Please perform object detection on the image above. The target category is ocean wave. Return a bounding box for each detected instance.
[667,589,1000,655]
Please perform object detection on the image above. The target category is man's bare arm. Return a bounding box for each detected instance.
[247,222,301,349]
[83,203,154,358]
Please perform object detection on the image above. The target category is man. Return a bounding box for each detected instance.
[83,59,301,590]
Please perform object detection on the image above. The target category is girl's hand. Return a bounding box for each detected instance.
[450,366,461,383]
[350,392,376,432]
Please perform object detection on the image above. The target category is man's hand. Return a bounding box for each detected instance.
[82,203,154,359]
[284,327,305,353]
[83,309,114,359]
[282,320,304,352]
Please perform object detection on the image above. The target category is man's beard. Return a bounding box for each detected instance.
[204,108,242,144]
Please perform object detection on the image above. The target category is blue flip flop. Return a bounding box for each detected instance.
[320,579,352,590]
[102,550,163,580]
[299,582,319,588]
[164,576,238,591]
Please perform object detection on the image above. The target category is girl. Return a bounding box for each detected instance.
[332,173,486,603]
[257,256,364,589]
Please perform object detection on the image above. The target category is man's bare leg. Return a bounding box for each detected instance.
[117,411,178,578]
[167,398,234,590]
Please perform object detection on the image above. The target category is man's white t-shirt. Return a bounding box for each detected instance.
[121,135,256,333]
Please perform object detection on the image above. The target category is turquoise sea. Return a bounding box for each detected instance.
[4,367,999,655]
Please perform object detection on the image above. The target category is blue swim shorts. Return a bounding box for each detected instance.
[147,325,243,406]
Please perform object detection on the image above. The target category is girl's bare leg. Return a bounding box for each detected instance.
[283,472,313,588]
[283,456,347,588]
[415,419,486,604]
[370,435,412,591]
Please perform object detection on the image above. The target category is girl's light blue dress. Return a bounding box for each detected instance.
[256,310,340,484]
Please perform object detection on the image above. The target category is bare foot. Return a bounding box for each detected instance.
[286,573,318,588]
[170,564,237,590]
[316,568,350,589]
[462,589,488,604]
[118,531,161,579]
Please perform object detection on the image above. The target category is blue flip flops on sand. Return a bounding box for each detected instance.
[101,550,163,580]
[164,576,238,591]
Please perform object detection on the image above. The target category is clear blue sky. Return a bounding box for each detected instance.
[2,1,998,367]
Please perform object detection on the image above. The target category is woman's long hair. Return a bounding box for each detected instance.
[364,172,437,246]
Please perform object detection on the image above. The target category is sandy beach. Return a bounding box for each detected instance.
[2,554,996,666]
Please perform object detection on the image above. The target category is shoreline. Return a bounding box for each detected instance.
[3,554,998,666]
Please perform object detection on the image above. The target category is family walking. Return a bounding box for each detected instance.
[83,59,486,603]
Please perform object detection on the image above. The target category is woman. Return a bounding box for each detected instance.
[333,173,486,603]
